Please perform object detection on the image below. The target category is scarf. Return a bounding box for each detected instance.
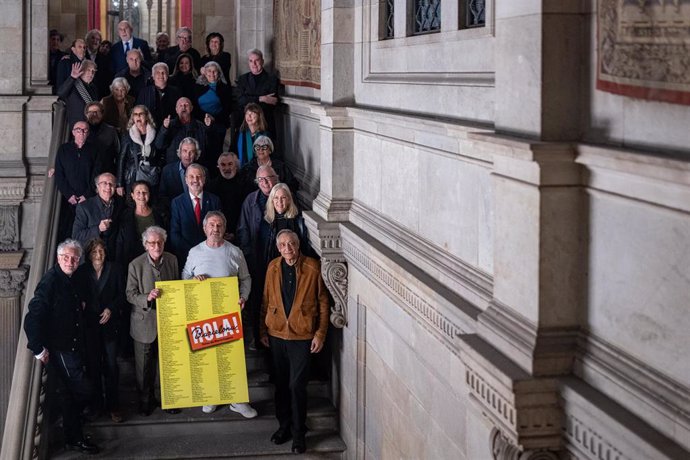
[75,78,94,105]
[129,124,156,160]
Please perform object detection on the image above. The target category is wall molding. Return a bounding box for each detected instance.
[564,414,624,460]
[341,222,480,349]
[349,200,493,309]
[575,332,690,443]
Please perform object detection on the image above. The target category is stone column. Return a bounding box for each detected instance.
[0,265,28,438]
[235,0,274,74]
[494,1,585,141]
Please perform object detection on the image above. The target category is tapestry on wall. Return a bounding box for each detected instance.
[597,0,690,105]
[273,0,321,89]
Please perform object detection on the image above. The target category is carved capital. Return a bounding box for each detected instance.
[0,266,28,297]
[490,428,560,460]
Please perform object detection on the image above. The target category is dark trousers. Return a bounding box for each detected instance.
[51,350,94,443]
[133,339,159,407]
[85,329,119,411]
[269,336,311,437]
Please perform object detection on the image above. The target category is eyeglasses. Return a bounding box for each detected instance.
[58,253,80,262]
[254,145,271,151]
[177,35,191,41]
[132,112,146,117]
[256,175,277,184]
[73,128,89,134]
[98,181,115,187]
[86,110,102,115]
[145,240,163,247]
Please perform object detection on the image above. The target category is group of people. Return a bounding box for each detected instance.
[25,22,330,456]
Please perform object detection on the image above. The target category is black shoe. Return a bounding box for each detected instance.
[164,408,181,414]
[270,427,292,445]
[291,436,306,454]
[65,439,100,455]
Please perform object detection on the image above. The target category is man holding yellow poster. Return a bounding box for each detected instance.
[155,210,255,416]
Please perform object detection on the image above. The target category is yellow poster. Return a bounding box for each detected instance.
[155,276,249,409]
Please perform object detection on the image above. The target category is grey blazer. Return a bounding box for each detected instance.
[126,251,179,344]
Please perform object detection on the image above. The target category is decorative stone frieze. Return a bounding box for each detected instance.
[0,206,21,251]
[461,335,562,452]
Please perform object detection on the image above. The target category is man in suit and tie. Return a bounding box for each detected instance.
[125,225,179,416]
[111,20,152,74]
[169,163,221,266]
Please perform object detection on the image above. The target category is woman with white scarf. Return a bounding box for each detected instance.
[116,105,163,196]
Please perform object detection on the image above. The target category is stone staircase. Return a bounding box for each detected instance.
[50,349,346,459]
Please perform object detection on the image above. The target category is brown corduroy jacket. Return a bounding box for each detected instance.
[260,255,329,342]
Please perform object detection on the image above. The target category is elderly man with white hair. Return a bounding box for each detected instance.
[126,225,180,416]
[181,210,256,418]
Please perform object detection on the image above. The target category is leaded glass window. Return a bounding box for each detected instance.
[463,0,485,29]
[383,0,395,39]
[413,0,441,35]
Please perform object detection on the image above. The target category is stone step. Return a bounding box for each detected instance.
[84,397,339,437]
[53,428,346,459]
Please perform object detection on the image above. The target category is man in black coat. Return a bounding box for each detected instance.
[165,27,201,71]
[24,239,100,455]
[136,62,182,128]
[155,97,210,164]
[72,172,125,259]
[207,152,249,239]
[85,102,120,176]
[55,39,86,92]
[111,20,152,74]
[114,49,151,99]
[234,49,280,136]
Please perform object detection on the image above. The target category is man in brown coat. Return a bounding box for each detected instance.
[260,229,329,454]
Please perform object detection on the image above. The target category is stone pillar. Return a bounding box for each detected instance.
[475,134,583,376]
[321,0,355,106]
[0,265,28,438]
[494,1,585,140]
[235,0,274,74]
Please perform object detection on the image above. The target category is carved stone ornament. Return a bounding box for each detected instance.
[0,266,28,297]
[321,257,348,328]
[0,205,21,251]
[490,428,560,460]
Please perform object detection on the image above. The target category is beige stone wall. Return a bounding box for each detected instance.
[48,0,87,47]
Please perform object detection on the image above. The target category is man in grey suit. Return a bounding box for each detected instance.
[126,225,179,416]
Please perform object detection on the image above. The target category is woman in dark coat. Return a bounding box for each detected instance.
[116,105,163,196]
[83,238,125,423]
[168,53,198,100]
[199,32,231,83]
[116,180,165,265]
[263,183,311,264]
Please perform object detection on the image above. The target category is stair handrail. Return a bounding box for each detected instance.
[1,101,69,460]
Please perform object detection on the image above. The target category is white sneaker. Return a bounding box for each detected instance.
[202,405,217,414]
[228,402,258,418]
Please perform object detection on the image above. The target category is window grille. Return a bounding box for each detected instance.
[463,0,485,28]
[383,0,395,38]
[413,0,441,35]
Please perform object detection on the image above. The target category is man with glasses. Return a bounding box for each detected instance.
[72,172,125,260]
[24,239,100,454]
[54,121,97,240]
[236,165,279,346]
[85,102,120,176]
[165,27,201,71]
[126,226,179,416]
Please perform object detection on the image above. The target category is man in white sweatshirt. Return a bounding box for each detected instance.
[181,210,256,418]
